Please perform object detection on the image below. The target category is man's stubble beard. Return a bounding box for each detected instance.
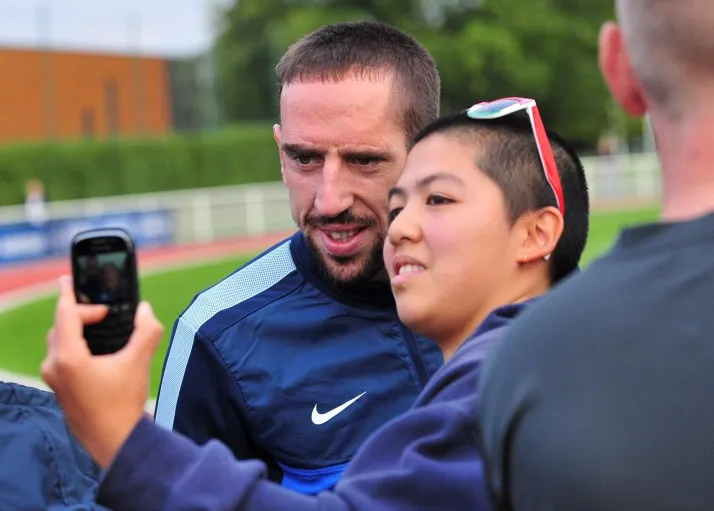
[302,230,386,292]
[292,207,388,291]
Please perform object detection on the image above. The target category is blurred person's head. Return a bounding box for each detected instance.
[600,0,714,220]
[384,112,590,359]
[103,263,120,292]
[86,255,100,273]
[274,20,440,289]
[25,179,44,198]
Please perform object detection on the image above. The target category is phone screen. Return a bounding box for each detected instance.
[75,251,131,309]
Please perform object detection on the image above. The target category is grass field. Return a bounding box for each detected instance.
[0,257,253,396]
[0,207,659,397]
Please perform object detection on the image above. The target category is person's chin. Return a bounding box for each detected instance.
[394,297,429,333]
[321,251,370,282]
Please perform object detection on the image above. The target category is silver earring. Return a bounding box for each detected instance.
[543,254,551,261]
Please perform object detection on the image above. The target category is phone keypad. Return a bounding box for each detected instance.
[84,304,136,355]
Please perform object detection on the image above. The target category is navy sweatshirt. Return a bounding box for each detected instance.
[95,301,531,511]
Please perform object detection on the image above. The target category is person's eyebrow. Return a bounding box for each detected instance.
[281,143,322,157]
[388,172,465,201]
[281,144,391,161]
[340,149,392,161]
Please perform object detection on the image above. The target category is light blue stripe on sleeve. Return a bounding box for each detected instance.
[154,240,296,430]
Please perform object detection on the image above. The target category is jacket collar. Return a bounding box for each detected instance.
[472,298,537,338]
[289,231,397,311]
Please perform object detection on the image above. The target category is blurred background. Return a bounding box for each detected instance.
[0,0,660,393]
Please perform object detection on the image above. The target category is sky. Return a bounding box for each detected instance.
[0,0,231,56]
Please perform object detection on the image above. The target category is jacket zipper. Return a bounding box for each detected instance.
[400,323,429,387]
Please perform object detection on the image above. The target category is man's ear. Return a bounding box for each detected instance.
[273,124,286,184]
[599,21,647,117]
[516,207,564,265]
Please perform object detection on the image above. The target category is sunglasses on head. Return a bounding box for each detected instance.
[466,97,565,216]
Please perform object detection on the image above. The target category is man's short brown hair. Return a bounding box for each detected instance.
[275,20,441,141]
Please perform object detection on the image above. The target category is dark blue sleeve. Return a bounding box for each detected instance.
[96,417,345,511]
[153,321,254,461]
[330,358,489,511]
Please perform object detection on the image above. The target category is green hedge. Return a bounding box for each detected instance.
[0,123,281,206]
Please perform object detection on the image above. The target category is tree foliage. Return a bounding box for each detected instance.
[214,0,628,147]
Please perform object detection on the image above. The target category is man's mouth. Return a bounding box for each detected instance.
[317,225,371,257]
[325,228,363,241]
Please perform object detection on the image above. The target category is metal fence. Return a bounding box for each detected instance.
[0,152,662,247]
[580,151,661,210]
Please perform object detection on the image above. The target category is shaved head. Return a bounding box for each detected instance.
[616,0,714,116]
[603,0,714,221]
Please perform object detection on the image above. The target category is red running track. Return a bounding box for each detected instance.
[0,232,294,298]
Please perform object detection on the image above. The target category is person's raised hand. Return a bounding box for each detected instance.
[41,276,164,468]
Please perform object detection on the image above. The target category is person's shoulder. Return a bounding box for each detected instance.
[211,233,300,294]
[0,382,102,509]
[177,234,305,334]
[452,300,538,363]
[417,322,511,407]
[0,381,57,409]
[452,326,507,370]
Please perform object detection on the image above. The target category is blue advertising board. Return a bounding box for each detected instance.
[0,209,174,266]
[0,222,51,265]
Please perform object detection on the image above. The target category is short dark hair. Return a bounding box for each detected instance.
[411,111,590,283]
[275,20,441,141]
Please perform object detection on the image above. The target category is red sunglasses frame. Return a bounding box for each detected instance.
[466,97,565,216]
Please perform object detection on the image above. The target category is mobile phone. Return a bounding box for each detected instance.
[70,227,140,355]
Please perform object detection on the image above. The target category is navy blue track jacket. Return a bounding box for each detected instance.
[0,381,106,510]
[153,231,443,493]
[95,302,529,511]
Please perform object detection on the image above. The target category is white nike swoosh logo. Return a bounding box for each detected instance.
[311,392,367,425]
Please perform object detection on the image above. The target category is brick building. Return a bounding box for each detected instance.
[0,46,174,143]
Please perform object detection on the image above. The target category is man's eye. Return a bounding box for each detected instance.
[426,195,452,206]
[353,156,376,166]
[388,207,403,224]
[295,155,317,165]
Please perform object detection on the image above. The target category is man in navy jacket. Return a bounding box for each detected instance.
[152,20,443,492]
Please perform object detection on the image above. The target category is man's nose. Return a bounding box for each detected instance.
[314,162,355,217]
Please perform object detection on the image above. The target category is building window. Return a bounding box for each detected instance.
[81,109,95,137]
[104,77,120,135]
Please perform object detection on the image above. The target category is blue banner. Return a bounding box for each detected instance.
[0,210,174,266]
[0,223,51,265]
